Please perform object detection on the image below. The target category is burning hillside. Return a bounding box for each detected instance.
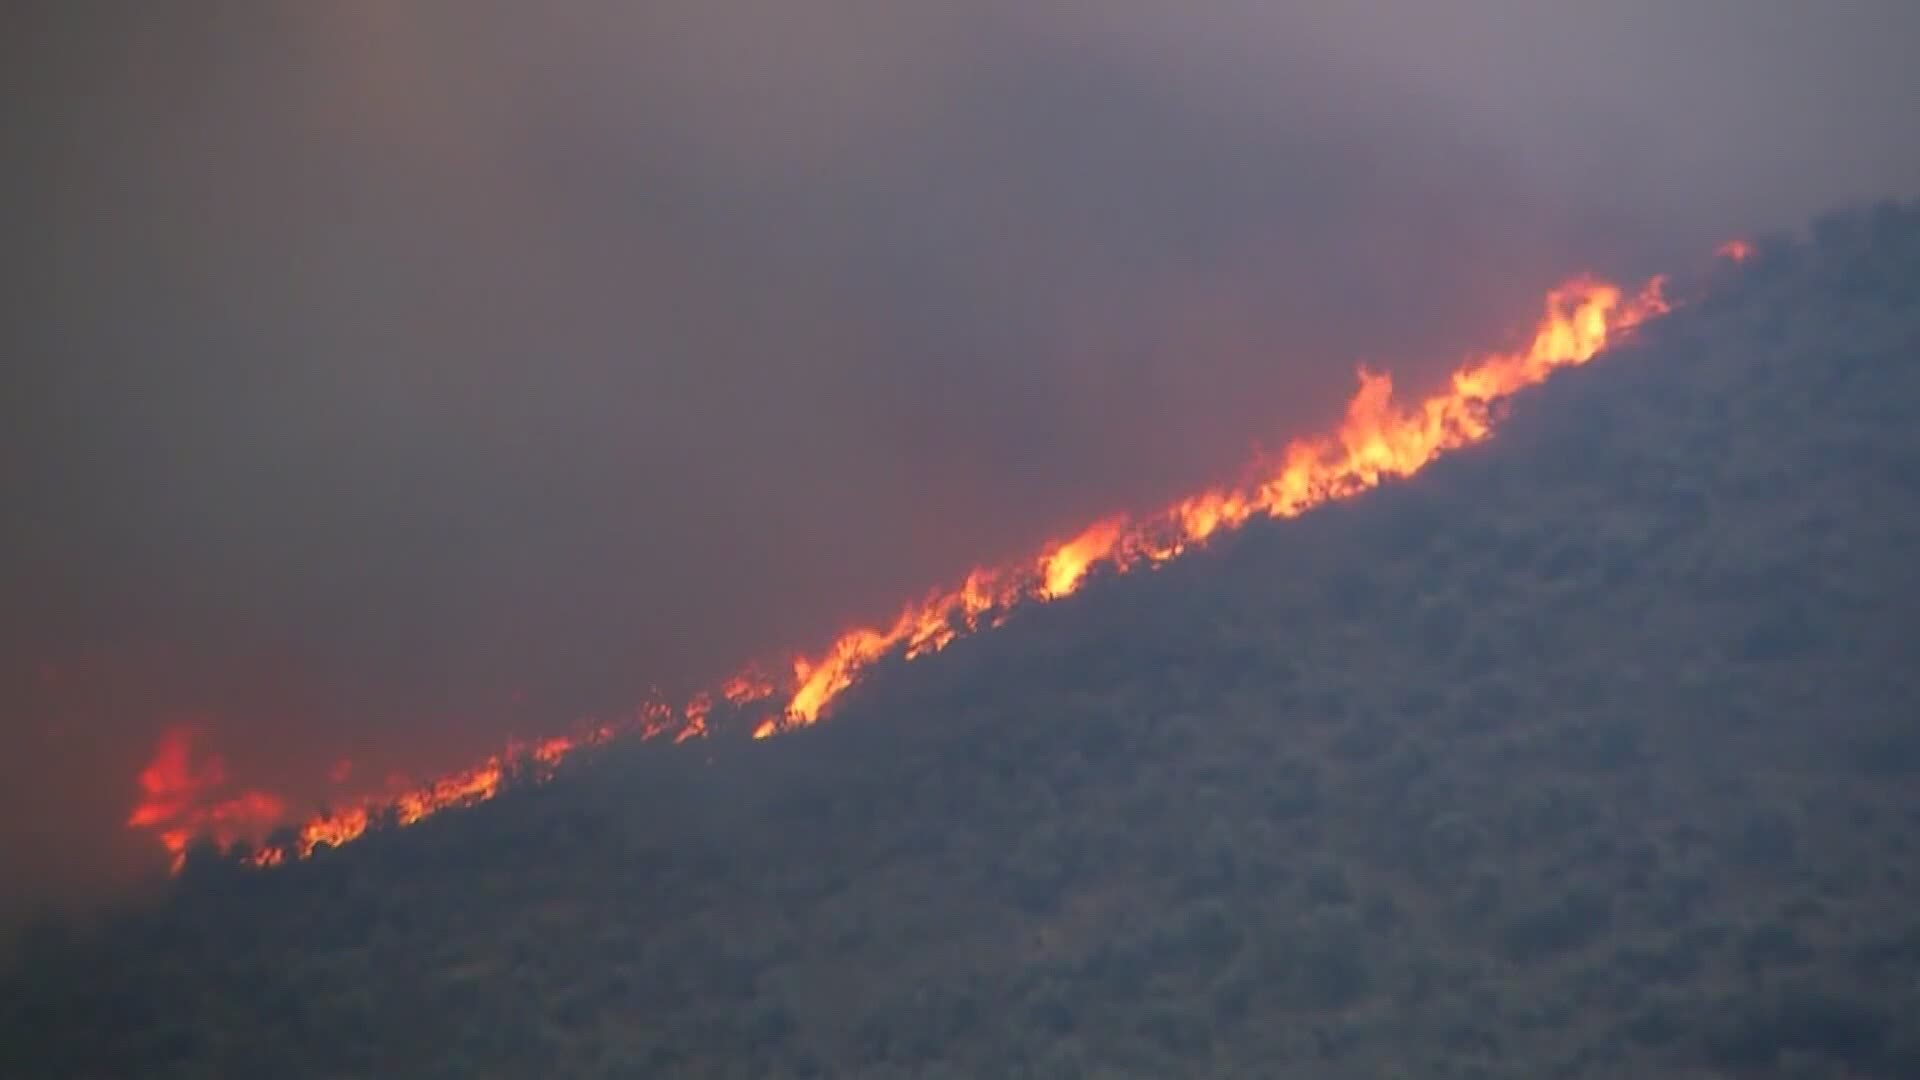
[127,265,1681,871]
[28,204,1920,1079]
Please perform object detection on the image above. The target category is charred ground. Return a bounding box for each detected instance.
[6,204,1920,1078]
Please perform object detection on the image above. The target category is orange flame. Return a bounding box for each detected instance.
[721,671,775,704]
[127,726,286,872]
[1717,239,1755,263]
[749,712,784,740]
[761,272,1667,731]
[129,267,1672,870]
[676,692,712,744]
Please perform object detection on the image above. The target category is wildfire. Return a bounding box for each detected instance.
[1717,238,1755,262]
[126,725,286,873]
[760,272,1668,731]
[721,671,776,704]
[127,268,1672,871]
[228,707,661,866]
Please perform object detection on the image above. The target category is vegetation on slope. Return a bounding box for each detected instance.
[5,203,1920,1079]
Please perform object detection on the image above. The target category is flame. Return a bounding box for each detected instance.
[721,671,775,704]
[638,696,678,739]
[129,267,1673,869]
[676,693,712,744]
[758,272,1667,731]
[1717,239,1755,262]
[127,726,286,872]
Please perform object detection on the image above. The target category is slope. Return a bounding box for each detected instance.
[5,203,1920,1079]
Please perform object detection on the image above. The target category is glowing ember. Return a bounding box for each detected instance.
[1717,239,1755,262]
[129,267,1673,870]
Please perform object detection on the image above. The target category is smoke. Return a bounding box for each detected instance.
[4,1,1917,909]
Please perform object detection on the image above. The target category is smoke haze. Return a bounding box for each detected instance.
[5,1,1918,907]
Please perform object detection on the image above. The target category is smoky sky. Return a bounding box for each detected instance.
[5,1,1918,905]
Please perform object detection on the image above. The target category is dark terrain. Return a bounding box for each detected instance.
[5,204,1919,1078]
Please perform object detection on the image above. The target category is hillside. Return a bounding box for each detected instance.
[6,204,1920,1079]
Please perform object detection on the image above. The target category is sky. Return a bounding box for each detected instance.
[4,1,1919,909]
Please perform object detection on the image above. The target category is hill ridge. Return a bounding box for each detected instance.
[8,201,1920,1079]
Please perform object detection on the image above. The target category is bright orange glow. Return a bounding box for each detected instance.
[1042,517,1127,599]
[721,672,775,704]
[127,726,286,872]
[130,266,1674,868]
[676,693,712,744]
[1717,239,1755,262]
[760,272,1667,731]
